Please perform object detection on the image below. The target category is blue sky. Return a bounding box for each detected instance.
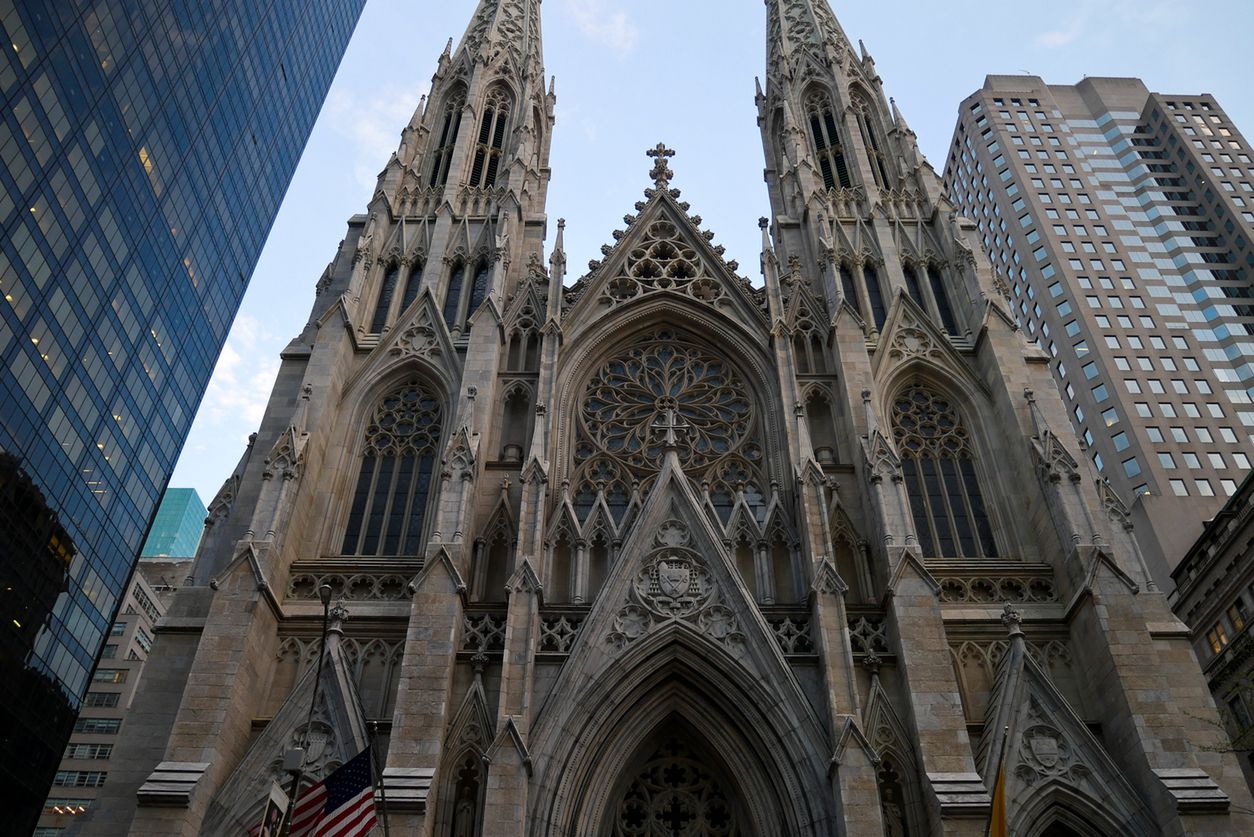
[170,0,1254,502]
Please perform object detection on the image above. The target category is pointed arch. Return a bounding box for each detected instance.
[399,254,426,314]
[497,379,535,463]
[925,260,960,336]
[428,83,466,188]
[527,623,837,835]
[864,681,928,837]
[889,380,997,558]
[470,84,512,188]
[849,86,893,189]
[434,681,494,836]
[803,86,852,190]
[368,259,402,334]
[339,377,443,557]
[474,500,515,603]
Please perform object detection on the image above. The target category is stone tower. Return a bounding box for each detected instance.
[84,1,1254,835]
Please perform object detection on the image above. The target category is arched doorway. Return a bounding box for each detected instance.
[605,721,747,837]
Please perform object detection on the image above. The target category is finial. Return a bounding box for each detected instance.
[1000,603,1024,639]
[328,600,350,635]
[646,142,676,189]
[758,217,769,230]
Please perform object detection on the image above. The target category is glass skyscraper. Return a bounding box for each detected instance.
[139,487,206,558]
[0,1,365,829]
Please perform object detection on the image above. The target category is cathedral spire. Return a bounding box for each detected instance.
[455,0,544,79]
[765,0,854,85]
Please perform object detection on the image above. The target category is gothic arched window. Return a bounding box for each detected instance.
[400,259,424,313]
[470,88,510,189]
[467,260,490,318]
[852,94,892,189]
[442,258,490,333]
[839,262,863,318]
[341,380,442,556]
[369,264,400,334]
[902,263,925,309]
[442,261,466,330]
[428,95,464,188]
[805,92,851,190]
[927,263,960,335]
[573,328,768,524]
[864,262,887,330]
[891,383,996,558]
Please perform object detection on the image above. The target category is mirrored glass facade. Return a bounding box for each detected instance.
[0,1,364,828]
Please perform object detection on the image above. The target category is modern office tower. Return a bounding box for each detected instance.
[87,2,1253,835]
[139,488,206,559]
[942,76,1254,589]
[34,561,185,837]
[0,1,365,830]
[1171,473,1254,795]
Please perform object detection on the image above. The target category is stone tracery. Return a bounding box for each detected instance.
[574,328,766,518]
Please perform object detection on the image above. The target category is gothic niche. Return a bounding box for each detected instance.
[573,328,766,524]
[609,734,743,837]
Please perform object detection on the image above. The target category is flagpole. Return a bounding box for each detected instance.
[281,583,334,837]
[369,720,392,837]
[985,723,1010,837]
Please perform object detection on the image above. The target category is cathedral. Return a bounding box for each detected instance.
[84,1,1254,835]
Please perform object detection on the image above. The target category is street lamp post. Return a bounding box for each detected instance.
[279,583,333,837]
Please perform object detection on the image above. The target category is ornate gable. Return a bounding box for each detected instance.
[535,448,822,725]
[562,145,768,336]
[342,288,462,399]
[979,609,1156,835]
[872,291,986,395]
[200,616,370,835]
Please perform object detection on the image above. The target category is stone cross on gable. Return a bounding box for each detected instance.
[647,142,676,189]
[652,406,692,451]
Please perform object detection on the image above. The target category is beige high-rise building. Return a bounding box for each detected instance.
[942,76,1254,588]
[73,3,1254,836]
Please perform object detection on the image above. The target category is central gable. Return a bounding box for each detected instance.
[563,145,768,337]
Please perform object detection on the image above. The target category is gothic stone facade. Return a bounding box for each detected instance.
[80,1,1254,835]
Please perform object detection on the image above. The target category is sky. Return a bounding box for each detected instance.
[169,0,1254,502]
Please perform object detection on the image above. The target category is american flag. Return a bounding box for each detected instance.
[255,747,378,837]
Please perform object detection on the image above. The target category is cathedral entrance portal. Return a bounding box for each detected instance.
[606,724,747,837]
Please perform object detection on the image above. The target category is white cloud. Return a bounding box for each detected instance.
[198,314,281,427]
[326,83,428,192]
[1034,18,1085,49]
[563,0,639,57]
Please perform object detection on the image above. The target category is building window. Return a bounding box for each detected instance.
[91,669,127,684]
[806,92,851,189]
[341,380,443,557]
[469,87,510,189]
[84,692,120,708]
[1208,622,1229,654]
[864,263,887,330]
[369,264,400,334]
[72,718,121,734]
[442,259,490,333]
[65,743,113,760]
[53,771,106,788]
[892,383,997,558]
[428,95,464,187]
[1229,598,1248,632]
[853,94,891,188]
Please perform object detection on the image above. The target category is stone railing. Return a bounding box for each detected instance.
[926,560,1058,604]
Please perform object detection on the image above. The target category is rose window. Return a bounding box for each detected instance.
[574,329,765,521]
